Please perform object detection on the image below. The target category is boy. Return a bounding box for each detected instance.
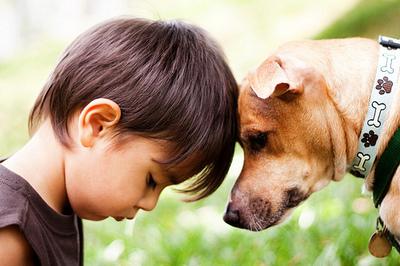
[0,18,237,265]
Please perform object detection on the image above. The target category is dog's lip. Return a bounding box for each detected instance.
[285,187,310,208]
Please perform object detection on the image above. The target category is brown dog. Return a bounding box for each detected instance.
[224,38,400,237]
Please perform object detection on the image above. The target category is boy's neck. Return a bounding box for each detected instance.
[2,120,70,215]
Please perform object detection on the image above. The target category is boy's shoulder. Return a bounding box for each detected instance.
[0,163,29,227]
[0,163,35,263]
[0,225,37,264]
[0,162,83,265]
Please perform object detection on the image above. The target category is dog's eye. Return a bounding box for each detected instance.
[247,132,267,152]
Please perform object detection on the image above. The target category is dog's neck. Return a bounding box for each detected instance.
[323,38,400,189]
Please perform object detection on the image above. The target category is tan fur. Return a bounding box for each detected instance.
[229,38,400,234]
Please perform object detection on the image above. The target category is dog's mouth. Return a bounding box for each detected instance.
[224,187,310,231]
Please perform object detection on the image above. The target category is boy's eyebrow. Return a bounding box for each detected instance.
[166,173,181,185]
[162,167,187,185]
[153,158,182,185]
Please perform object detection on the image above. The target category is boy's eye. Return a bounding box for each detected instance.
[146,173,157,190]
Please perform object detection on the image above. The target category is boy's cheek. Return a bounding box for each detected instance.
[64,175,106,220]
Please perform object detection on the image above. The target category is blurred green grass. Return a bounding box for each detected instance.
[83,166,400,265]
[1,0,400,265]
[315,0,400,39]
[0,40,65,153]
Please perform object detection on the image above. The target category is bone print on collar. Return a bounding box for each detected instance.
[350,36,400,179]
[353,152,371,173]
[367,101,386,128]
[381,54,396,74]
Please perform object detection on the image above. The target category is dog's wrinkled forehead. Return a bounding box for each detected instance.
[239,76,267,108]
[238,88,267,131]
[238,78,280,124]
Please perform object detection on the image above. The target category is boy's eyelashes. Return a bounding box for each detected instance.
[146,173,157,190]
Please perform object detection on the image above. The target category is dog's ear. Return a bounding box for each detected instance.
[249,56,306,100]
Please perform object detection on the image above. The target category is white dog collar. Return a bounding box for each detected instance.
[350,36,400,179]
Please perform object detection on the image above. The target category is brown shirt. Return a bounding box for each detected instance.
[0,160,83,266]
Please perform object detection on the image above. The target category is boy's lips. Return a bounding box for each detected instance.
[112,209,138,221]
[113,216,135,221]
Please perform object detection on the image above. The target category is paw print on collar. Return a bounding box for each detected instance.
[361,130,378,147]
[376,76,393,95]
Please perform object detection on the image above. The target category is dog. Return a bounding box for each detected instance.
[223,38,400,237]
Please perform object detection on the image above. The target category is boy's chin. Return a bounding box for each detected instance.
[77,212,107,221]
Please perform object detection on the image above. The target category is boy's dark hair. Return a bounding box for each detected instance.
[29,18,238,201]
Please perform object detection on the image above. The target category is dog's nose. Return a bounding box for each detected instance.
[223,202,244,228]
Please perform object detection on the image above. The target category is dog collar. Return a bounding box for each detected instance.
[349,36,400,256]
[350,36,400,179]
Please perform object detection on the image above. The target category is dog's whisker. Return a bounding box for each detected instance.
[250,211,257,231]
[249,216,254,231]
[258,216,265,230]
[254,210,269,230]
[251,212,257,230]
[251,211,263,231]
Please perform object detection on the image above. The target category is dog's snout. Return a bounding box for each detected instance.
[223,203,244,228]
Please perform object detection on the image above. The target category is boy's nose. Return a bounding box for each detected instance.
[137,194,159,211]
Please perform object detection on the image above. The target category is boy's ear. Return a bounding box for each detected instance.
[78,98,121,147]
[249,56,305,100]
